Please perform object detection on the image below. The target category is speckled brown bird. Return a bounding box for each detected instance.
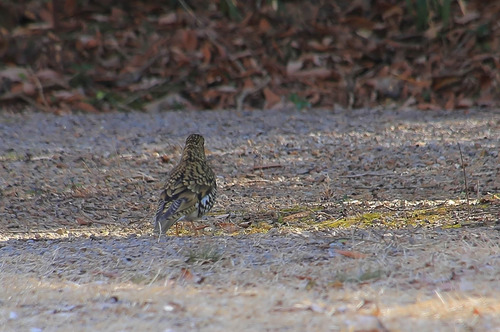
[154,134,217,234]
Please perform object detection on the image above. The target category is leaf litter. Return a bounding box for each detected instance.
[0,1,499,113]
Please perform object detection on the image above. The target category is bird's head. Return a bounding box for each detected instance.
[182,134,206,160]
[185,134,205,147]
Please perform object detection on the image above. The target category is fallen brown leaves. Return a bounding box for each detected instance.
[0,0,499,113]
[334,249,368,259]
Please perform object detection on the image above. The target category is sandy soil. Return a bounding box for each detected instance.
[0,107,499,331]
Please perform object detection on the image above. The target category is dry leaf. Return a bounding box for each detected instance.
[334,249,367,259]
[455,12,480,25]
[263,87,280,109]
[258,18,272,34]
[456,98,473,108]
[288,68,332,79]
[0,67,29,81]
[179,268,193,281]
[181,29,198,51]
[218,222,239,233]
[76,218,92,226]
[22,82,36,96]
[158,13,178,25]
[201,42,212,65]
[74,102,99,113]
[286,60,303,75]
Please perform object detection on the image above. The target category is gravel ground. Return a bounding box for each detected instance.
[0,107,499,331]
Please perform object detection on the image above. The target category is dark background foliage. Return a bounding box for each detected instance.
[0,0,498,113]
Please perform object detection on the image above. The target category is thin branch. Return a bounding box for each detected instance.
[252,164,283,170]
[339,172,399,178]
[177,0,203,26]
[236,76,271,111]
[28,67,51,111]
[457,143,471,215]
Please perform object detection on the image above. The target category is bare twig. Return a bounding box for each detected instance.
[89,220,122,226]
[28,67,51,111]
[477,178,480,201]
[339,172,399,178]
[177,0,203,26]
[18,94,52,113]
[236,76,271,111]
[244,179,273,184]
[457,143,471,215]
[252,164,283,170]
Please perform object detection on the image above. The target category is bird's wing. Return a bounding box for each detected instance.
[156,170,191,214]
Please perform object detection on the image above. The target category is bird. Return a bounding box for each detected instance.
[154,134,217,235]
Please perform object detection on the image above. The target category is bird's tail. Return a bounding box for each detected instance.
[154,216,178,234]
[154,199,182,233]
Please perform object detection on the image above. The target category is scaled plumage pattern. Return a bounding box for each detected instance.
[154,134,217,234]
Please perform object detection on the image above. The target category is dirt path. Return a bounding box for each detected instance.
[1,108,499,331]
